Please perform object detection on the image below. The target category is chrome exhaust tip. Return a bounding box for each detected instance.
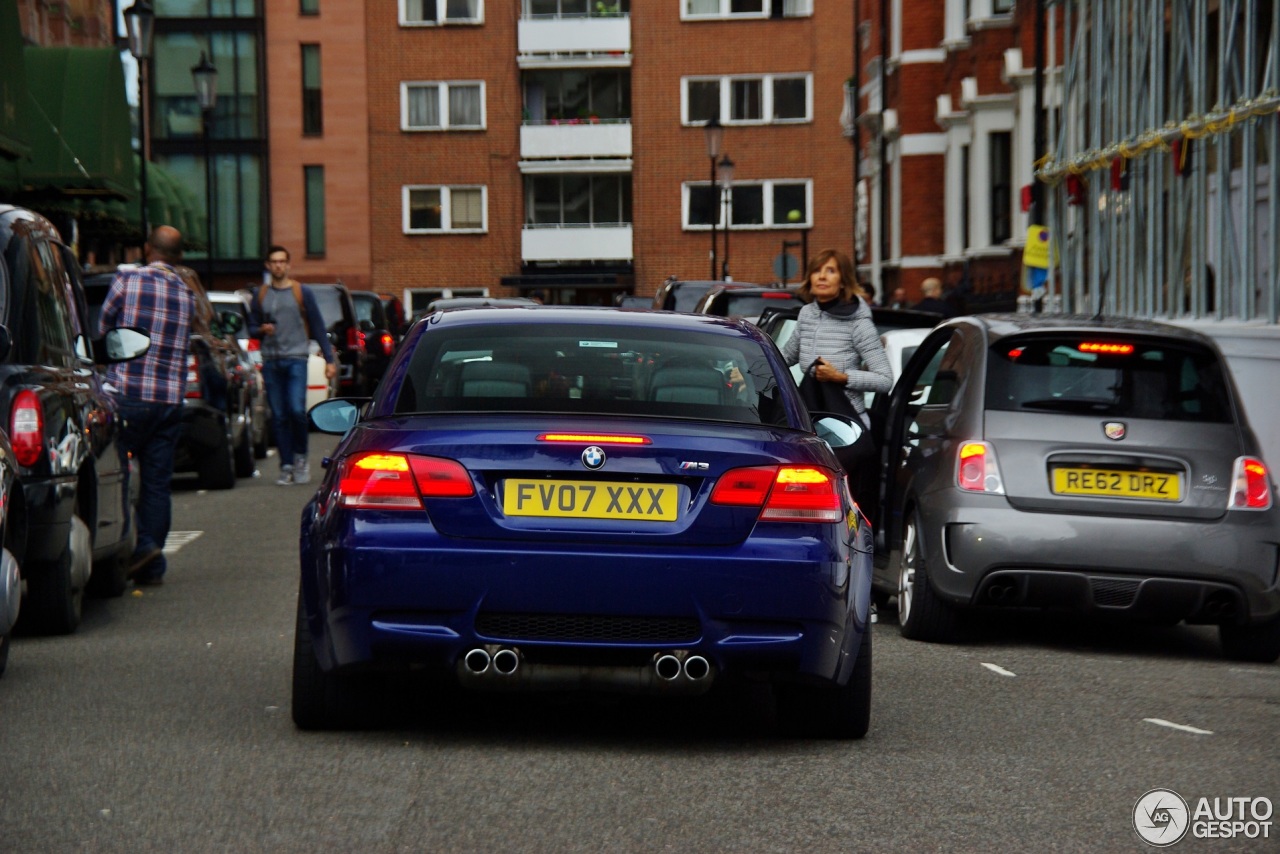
[492,648,520,675]
[654,654,681,681]
[463,648,491,674]
[682,655,710,681]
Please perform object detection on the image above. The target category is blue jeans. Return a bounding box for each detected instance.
[117,399,183,579]
[262,357,309,465]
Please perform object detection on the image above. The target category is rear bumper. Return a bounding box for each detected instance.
[300,516,872,690]
[921,499,1280,623]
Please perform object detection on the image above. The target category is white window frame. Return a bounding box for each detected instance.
[399,0,484,27]
[402,185,489,234]
[400,81,487,131]
[680,179,812,230]
[681,74,812,126]
[681,0,812,20]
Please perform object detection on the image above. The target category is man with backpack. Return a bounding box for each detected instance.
[249,245,337,486]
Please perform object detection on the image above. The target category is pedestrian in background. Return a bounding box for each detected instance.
[913,277,956,317]
[98,225,195,586]
[249,245,337,486]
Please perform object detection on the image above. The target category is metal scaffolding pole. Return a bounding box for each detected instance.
[1037,0,1279,323]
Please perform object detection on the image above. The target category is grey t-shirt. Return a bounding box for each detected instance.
[261,284,310,361]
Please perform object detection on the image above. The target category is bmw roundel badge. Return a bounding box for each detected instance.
[1103,421,1127,441]
[581,446,606,470]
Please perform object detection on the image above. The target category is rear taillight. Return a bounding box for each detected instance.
[337,452,474,509]
[710,465,844,523]
[185,357,202,399]
[346,327,367,354]
[1229,456,1272,510]
[379,332,395,357]
[956,441,1005,494]
[11,389,43,467]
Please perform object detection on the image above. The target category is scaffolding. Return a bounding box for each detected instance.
[1036,0,1280,322]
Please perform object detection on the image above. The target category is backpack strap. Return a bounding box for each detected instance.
[258,281,310,338]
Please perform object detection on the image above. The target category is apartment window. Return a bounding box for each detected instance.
[300,0,319,14]
[402,82,485,130]
[400,0,483,25]
[684,74,811,125]
[523,69,631,123]
[525,174,632,226]
[683,179,811,229]
[304,166,325,256]
[404,185,487,233]
[301,44,322,136]
[989,131,1012,244]
[682,0,811,19]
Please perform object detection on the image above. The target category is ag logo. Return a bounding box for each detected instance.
[1104,421,1127,441]
[581,446,606,470]
[1133,788,1189,847]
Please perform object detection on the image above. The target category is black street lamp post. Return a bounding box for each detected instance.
[191,52,219,288]
[703,116,723,280]
[124,0,155,240]
[717,154,735,281]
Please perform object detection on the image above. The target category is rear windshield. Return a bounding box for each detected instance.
[985,334,1232,423]
[395,321,791,426]
[307,287,346,332]
[714,293,802,319]
[669,284,714,313]
[352,293,385,327]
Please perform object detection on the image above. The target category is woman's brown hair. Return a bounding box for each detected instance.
[797,249,866,304]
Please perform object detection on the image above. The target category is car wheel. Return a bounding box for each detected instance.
[197,425,237,490]
[233,417,255,478]
[86,547,129,599]
[1219,617,1280,663]
[291,593,365,730]
[253,412,269,459]
[897,511,959,642]
[778,625,872,739]
[22,512,89,635]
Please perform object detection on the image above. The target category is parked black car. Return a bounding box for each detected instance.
[0,205,151,633]
[301,283,369,397]
[85,270,260,489]
[350,290,397,394]
[650,278,721,313]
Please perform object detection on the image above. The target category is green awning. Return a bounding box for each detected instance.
[6,47,136,198]
[0,0,30,160]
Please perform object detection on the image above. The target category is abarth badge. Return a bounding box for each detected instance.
[1103,421,1127,441]
[581,446,606,470]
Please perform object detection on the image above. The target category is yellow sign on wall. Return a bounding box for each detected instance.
[1023,225,1053,269]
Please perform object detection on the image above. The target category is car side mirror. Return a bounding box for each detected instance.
[813,414,864,449]
[94,327,151,364]
[309,398,362,434]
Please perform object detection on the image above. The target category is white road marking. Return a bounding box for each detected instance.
[162,531,204,555]
[981,662,1016,677]
[1143,718,1214,735]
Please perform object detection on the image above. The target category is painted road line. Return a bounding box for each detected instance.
[981,662,1016,677]
[163,531,204,555]
[1143,718,1214,735]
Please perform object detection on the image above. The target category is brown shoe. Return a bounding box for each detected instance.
[127,547,162,580]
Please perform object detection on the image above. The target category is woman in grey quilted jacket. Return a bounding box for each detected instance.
[779,249,893,428]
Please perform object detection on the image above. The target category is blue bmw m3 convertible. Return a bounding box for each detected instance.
[295,306,874,737]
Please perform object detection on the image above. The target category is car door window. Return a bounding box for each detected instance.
[27,238,77,368]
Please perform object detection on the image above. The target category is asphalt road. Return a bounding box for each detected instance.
[1,433,1277,853]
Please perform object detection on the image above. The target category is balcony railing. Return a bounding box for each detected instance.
[522,223,633,262]
[520,119,632,160]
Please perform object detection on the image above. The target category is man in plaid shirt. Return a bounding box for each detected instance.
[98,226,195,586]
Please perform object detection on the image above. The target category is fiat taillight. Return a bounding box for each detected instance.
[10,389,43,467]
[710,465,843,523]
[956,441,1005,494]
[1228,456,1273,510]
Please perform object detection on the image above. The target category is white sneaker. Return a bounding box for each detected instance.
[293,455,310,485]
[276,464,294,486]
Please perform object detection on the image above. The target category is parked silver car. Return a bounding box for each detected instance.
[869,314,1280,662]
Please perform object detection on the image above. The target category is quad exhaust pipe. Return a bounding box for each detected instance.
[457,646,714,694]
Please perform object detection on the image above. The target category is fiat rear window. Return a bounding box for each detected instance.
[985,334,1232,423]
